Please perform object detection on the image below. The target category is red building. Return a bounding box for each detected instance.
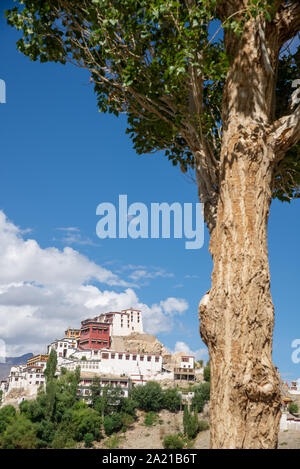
[79,319,110,350]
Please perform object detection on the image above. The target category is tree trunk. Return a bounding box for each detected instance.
[199,129,282,448]
[199,18,283,449]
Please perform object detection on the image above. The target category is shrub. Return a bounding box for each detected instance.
[120,413,134,429]
[105,434,120,449]
[289,403,299,414]
[103,413,122,436]
[51,432,77,449]
[84,433,94,448]
[198,420,209,432]
[163,434,184,449]
[144,411,158,426]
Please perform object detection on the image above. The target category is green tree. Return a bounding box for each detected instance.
[162,387,181,412]
[71,407,102,441]
[183,403,189,434]
[0,414,38,449]
[103,413,122,436]
[0,405,16,434]
[203,361,210,383]
[119,397,138,417]
[183,406,199,439]
[288,402,299,414]
[84,432,94,448]
[93,384,124,417]
[131,382,163,412]
[7,0,300,448]
[192,382,210,412]
[44,349,57,382]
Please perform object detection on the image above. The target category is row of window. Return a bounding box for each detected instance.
[101,353,160,362]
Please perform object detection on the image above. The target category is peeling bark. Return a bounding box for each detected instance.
[199,129,282,448]
[198,15,288,448]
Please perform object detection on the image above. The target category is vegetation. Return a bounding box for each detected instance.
[0,349,210,448]
[288,403,299,415]
[131,381,164,412]
[203,361,210,383]
[162,388,181,412]
[162,433,185,450]
[182,404,208,440]
[7,0,300,448]
[191,382,210,412]
[144,411,159,426]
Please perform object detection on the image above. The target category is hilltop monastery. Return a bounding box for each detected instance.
[0,308,201,406]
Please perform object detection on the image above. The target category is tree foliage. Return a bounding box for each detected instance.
[6,1,300,202]
[131,381,164,412]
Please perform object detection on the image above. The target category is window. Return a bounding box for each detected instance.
[182,357,189,362]
[147,356,151,362]
[155,357,159,362]
[132,355,136,360]
[111,353,115,359]
[126,354,130,360]
[102,353,109,359]
[140,356,144,361]
[118,354,123,359]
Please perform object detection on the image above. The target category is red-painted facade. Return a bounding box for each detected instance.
[79,319,110,350]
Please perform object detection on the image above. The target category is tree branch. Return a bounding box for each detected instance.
[276,1,300,47]
[269,103,300,158]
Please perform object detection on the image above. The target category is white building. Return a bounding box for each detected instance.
[3,364,46,398]
[60,349,162,380]
[289,379,300,395]
[96,308,143,336]
[180,355,195,369]
[280,412,300,431]
[78,374,132,402]
[47,338,78,363]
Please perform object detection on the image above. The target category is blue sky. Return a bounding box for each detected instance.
[0,2,299,382]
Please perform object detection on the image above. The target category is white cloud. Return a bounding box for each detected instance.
[160,297,188,315]
[172,341,208,361]
[55,226,98,246]
[0,211,189,356]
[128,268,174,282]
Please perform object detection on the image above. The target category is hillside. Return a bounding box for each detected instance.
[0,353,33,381]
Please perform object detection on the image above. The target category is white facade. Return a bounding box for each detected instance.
[47,338,77,364]
[180,355,195,369]
[99,350,162,376]
[289,378,300,395]
[2,364,46,399]
[97,309,143,336]
[60,349,162,379]
[280,412,300,431]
